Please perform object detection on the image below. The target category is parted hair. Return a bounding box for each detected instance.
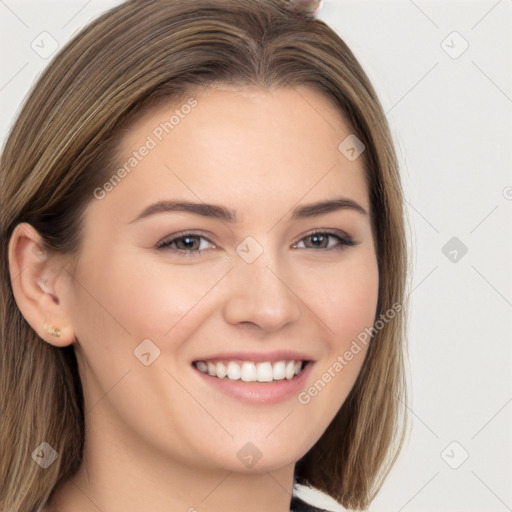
[0,1,409,510]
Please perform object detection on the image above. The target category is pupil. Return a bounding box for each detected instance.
[181,236,197,249]
[311,234,325,247]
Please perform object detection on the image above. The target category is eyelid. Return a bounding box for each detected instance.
[154,230,216,251]
[154,228,356,254]
[293,228,354,247]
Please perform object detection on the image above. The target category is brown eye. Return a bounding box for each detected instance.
[155,232,215,256]
[173,235,201,251]
[295,230,355,251]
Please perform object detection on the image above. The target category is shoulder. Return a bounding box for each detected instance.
[291,482,348,512]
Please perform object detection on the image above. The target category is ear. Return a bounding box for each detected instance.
[8,222,76,347]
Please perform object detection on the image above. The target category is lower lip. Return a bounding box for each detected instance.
[193,362,314,405]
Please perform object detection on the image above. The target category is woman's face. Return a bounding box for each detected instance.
[61,85,379,473]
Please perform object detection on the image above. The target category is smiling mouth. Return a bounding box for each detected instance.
[192,359,308,382]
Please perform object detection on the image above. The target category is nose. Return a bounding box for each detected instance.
[222,250,301,333]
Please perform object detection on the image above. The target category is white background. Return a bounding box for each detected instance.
[1,1,511,511]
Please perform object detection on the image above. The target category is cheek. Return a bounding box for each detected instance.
[297,252,379,414]
[302,251,379,350]
[331,267,379,345]
[75,246,218,327]
[127,259,230,339]
[75,250,230,365]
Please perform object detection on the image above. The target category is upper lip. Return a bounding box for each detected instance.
[192,350,315,363]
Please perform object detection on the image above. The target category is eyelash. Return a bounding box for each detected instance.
[154,229,356,256]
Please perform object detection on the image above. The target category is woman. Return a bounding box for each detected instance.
[0,1,409,511]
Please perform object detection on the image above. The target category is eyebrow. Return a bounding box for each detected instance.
[129,197,368,224]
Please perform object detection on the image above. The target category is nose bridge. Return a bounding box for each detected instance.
[222,235,301,330]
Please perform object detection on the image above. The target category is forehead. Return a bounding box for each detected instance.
[95,85,369,226]
[120,84,352,156]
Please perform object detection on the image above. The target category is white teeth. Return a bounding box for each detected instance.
[196,361,208,373]
[216,361,227,379]
[194,359,305,382]
[207,361,216,376]
[241,362,257,382]
[256,362,273,382]
[226,361,241,380]
[285,361,295,380]
[272,361,286,380]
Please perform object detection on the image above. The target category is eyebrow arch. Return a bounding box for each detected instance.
[129,197,367,224]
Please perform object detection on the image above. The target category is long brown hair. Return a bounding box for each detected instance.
[0,1,409,510]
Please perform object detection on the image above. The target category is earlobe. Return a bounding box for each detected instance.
[7,222,76,347]
[43,323,63,338]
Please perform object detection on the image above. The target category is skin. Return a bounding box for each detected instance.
[9,85,379,512]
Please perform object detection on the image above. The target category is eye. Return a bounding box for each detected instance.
[155,231,216,256]
[155,229,356,257]
[293,229,355,251]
